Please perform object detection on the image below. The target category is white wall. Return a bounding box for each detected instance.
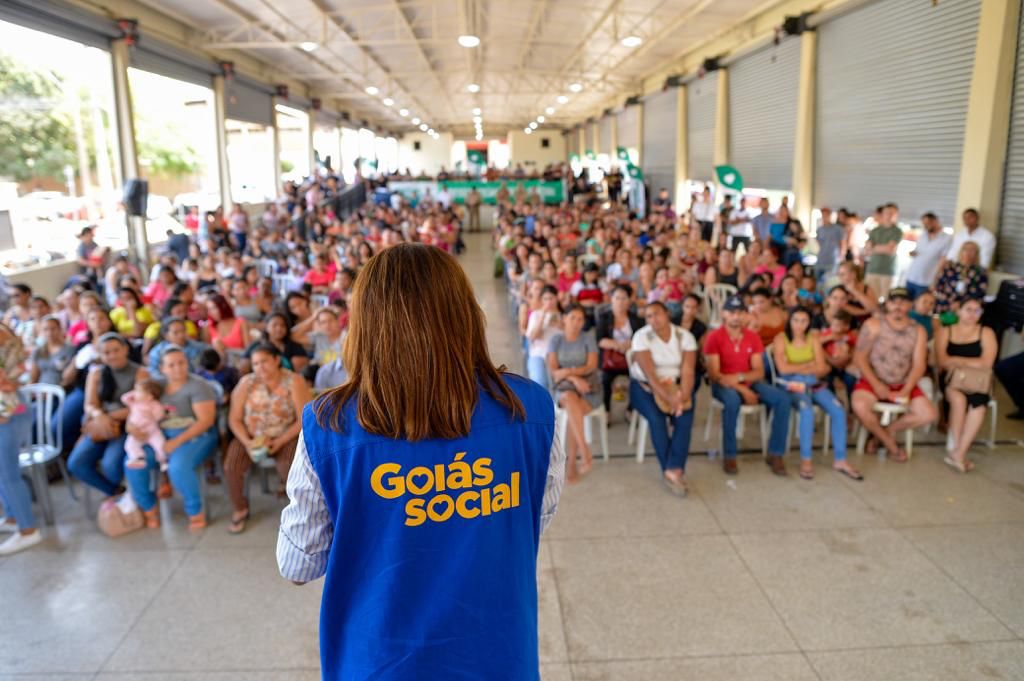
[397,132,455,176]
[507,129,566,171]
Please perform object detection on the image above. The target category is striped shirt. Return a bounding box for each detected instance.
[276,429,566,583]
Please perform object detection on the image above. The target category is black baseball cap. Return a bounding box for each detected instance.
[887,287,911,302]
[723,295,746,312]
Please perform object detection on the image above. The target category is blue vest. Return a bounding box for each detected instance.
[302,374,555,681]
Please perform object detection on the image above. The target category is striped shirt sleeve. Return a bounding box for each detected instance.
[277,431,333,583]
[539,431,566,535]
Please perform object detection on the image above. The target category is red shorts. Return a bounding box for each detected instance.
[852,379,924,400]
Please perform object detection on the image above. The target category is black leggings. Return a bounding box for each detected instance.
[601,368,630,412]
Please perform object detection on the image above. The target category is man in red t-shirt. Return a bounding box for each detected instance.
[703,295,792,475]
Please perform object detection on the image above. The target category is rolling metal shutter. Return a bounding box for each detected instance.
[686,71,718,183]
[617,105,639,151]
[642,88,678,202]
[815,0,981,225]
[999,3,1024,273]
[728,38,800,191]
[567,129,578,158]
[599,116,613,155]
[225,77,275,127]
[130,40,216,87]
[0,0,117,49]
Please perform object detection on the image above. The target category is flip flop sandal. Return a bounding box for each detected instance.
[889,449,909,463]
[228,510,251,534]
[799,467,815,480]
[833,466,864,481]
[943,456,969,473]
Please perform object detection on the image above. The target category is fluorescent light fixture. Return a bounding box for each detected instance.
[621,35,643,48]
[545,106,555,115]
[299,41,318,52]
[382,97,394,107]
[475,133,483,140]
[365,86,379,95]
[537,115,545,123]
[419,123,428,131]
[411,117,421,125]
[467,83,480,93]
[472,116,482,124]
[458,34,480,48]
[569,82,583,93]
[428,128,435,135]
[529,122,538,129]
[557,95,569,104]
[472,107,482,115]
[399,108,409,117]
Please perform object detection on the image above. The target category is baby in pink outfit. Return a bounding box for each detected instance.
[123,379,168,471]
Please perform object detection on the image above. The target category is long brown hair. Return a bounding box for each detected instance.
[315,243,525,441]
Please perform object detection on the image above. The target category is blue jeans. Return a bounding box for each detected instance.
[124,427,218,516]
[61,387,86,451]
[629,380,695,472]
[905,281,930,300]
[777,374,848,461]
[711,382,791,458]
[0,409,34,529]
[527,355,550,392]
[68,433,127,497]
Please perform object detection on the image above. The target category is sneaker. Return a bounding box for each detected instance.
[0,530,42,555]
[722,458,739,475]
[0,518,17,534]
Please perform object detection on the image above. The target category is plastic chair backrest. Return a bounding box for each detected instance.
[257,259,277,278]
[23,383,65,454]
[705,284,738,328]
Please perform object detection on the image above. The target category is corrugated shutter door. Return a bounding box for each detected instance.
[815,0,981,225]
[130,41,215,87]
[642,89,678,202]
[728,39,800,190]
[225,78,274,127]
[599,116,613,155]
[0,0,117,49]
[999,5,1024,274]
[686,72,718,182]
[617,106,639,151]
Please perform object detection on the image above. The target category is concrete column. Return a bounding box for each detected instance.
[610,114,619,160]
[578,127,586,158]
[954,0,1021,235]
[308,108,316,176]
[636,102,644,166]
[792,30,818,229]
[212,75,233,211]
[713,68,729,170]
[591,122,599,155]
[272,98,282,198]
[675,85,689,207]
[110,39,148,273]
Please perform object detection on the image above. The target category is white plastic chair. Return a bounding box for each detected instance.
[704,398,769,458]
[273,274,302,297]
[18,384,69,525]
[704,284,737,329]
[555,404,609,462]
[855,402,914,458]
[987,397,998,449]
[256,259,277,278]
[626,409,650,463]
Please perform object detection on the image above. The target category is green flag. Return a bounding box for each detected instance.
[585,149,596,160]
[569,153,580,162]
[627,164,643,180]
[467,149,485,164]
[616,146,630,161]
[715,164,743,191]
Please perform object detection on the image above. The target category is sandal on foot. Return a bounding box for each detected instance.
[188,513,207,532]
[662,474,688,497]
[156,482,173,499]
[833,465,864,481]
[227,510,250,534]
[143,508,160,529]
[943,456,969,474]
[799,465,815,481]
[889,448,909,463]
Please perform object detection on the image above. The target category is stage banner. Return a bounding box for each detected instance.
[387,180,565,205]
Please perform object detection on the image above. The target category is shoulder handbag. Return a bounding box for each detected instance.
[946,366,991,395]
[97,494,144,538]
[82,415,122,443]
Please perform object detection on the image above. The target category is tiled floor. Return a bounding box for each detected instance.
[2,234,1023,680]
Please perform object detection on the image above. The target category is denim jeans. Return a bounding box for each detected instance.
[777,374,848,461]
[711,381,791,458]
[124,426,218,516]
[905,281,930,300]
[68,433,127,497]
[60,387,86,451]
[995,351,1024,413]
[0,408,34,529]
[527,355,550,392]
[629,380,695,472]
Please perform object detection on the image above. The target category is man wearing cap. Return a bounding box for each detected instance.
[703,295,792,476]
[851,287,936,462]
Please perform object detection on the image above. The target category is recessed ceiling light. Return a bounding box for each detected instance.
[467,83,480,93]
[524,127,532,134]
[428,128,435,135]
[412,117,421,125]
[569,82,583,93]
[472,107,482,116]
[419,123,428,131]
[458,35,480,48]
[537,115,545,123]
[475,133,483,140]
[399,108,409,117]
[299,41,318,52]
[382,97,394,106]
[472,116,482,124]
[545,106,555,115]
[621,35,643,48]
[365,86,379,95]
[557,95,568,104]
[529,122,538,129]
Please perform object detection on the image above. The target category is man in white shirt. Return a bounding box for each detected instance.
[690,186,717,242]
[726,197,754,252]
[905,212,952,299]
[436,184,452,210]
[946,208,995,269]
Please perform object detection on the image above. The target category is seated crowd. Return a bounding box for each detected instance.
[0,173,465,555]
[499,189,1015,496]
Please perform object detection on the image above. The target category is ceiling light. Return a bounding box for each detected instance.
[537,115,545,123]
[428,128,435,135]
[365,86,379,95]
[569,82,583,93]
[382,97,394,107]
[529,122,538,129]
[467,83,480,93]
[412,117,421,124]
[472,107,482,115]
[545,106,555,115]
[458,35,480,48]
[399,108,409,117]
[299,41,318,52]
[524,127,532,134]
[557,95,569,104]
[472,116,482,124]
[419,123,428,131]
[621,35,643,48]
[475,133,483,140]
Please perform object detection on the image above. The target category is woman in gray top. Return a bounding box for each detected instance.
[548,304,599,482]
[67,333,149,498]
[30,316,75,387]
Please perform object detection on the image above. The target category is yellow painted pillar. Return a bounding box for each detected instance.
[954,0,1021,235]
[591,121,599,155]
[578,127,586,158]
[792,30,818,229]
[675,85,689,206]
[713,69,729,169]
[636,102,644,166]
[110,39,148,272]
[213,75,233,211]
[272,98,282,196]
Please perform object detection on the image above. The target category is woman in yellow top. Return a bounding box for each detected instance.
[109,287,155,339]
[772,307,861,481]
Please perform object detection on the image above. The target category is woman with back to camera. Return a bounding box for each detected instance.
[277,243,564,681]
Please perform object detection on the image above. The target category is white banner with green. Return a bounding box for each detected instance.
[387,180,565,205]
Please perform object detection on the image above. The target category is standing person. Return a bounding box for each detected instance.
[814,207,846,286]
[935,297,997,473]
[525,285,561,391]
[703,296,792,476]
[863,202,902,298]
[628,302,698,495]
[277,243,563,681]
[725,196,754,253]
[945,208,996,269]
[466,185,482,232]
[595,285,643,416]
[904,212,952,300]
[691,186,717,242]
[0,323,40,555]
[851,288,936,462]
[751,197,773,244]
